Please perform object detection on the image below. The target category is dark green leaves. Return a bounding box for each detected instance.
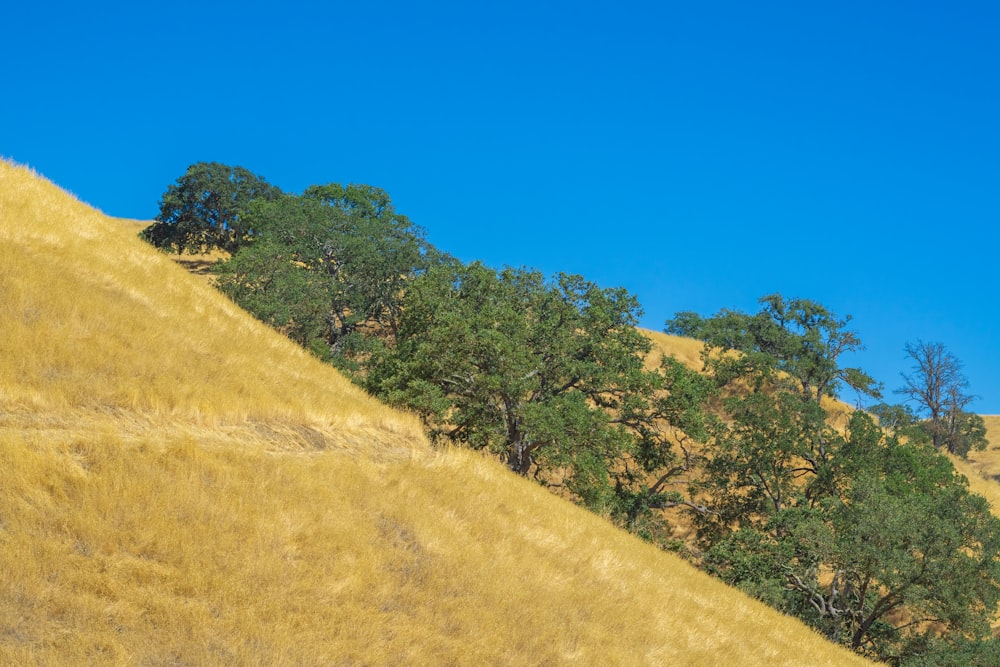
[668,294,881,402]
[213,186,436,366]
[367,262,708,530]
[141,162,282,254]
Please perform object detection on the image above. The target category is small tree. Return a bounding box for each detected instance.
[141,162,281,254]
[898,341,987,456]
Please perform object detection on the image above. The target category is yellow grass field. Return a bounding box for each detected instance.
[0,158,871,665]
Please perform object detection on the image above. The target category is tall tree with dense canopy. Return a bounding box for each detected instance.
[367,261,711,533]
[141,162,282,254]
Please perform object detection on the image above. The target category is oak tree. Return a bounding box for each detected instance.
[141,162,282,254]
[367,261,711,530]
[214,187,436,366]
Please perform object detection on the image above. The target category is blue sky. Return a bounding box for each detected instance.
[5,1,999,410]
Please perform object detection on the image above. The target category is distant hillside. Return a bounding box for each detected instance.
[0,159,870,665]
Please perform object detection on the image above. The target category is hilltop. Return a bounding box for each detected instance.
[0,159,870,664]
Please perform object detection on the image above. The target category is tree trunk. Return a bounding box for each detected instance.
[506,439,532,475]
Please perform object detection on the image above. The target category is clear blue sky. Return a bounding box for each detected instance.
[5,1,999,411]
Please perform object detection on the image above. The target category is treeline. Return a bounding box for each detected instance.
[143,162,999,665]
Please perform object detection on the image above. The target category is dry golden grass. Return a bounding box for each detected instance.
[0,433,874,666]
[641,328,705,371]
[0,159,423,450]
[169,247,230,285]
[948,416,1000,521]
[0,158,871,665]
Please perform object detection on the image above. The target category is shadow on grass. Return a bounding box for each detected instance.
[173,258,220,277]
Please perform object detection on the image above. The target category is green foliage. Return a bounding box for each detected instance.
[822,418,1000,658]
[368,262,642,480]
[213,231,334,359]
[694,391,833,540]
[668,295,1000,663]
[367,261,712,530]
[950,411,989,458]
[141,162,281,254]
[869,400,987,458]
[668,293,881,402]
[703,526,805,610]
[213,186,437,366]
[868,402,930,443]
[303,182,395,218]
[903,635,1000,667]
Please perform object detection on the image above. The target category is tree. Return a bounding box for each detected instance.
[667,293,880,538]
[810,414,1000,659]
[300,183,441,342]
[367,261,711,527]
[867,402,931,444]
[945,409,989,459]
[213,188,437,366]
[898,340,987,456]
[668,294,881,403]
[700,406,1000,662]
[303,182,396,219]
[140,162,281,254]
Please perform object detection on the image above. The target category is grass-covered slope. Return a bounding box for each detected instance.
[950,416,1000,512]
[0,161,422,446]
[0,159,870,665]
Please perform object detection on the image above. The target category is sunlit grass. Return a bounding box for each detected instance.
[0,430,870,666]
[0,158,424,449]
[641,329,705,371]
[0,158,871,664]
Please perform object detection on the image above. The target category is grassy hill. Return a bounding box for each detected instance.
[0,158,871,665]
[948,416,1000,517]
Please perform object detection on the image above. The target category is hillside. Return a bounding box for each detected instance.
[0,159,870,665]
[948,416,1000,515]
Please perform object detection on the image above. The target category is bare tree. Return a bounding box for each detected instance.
[898,340,986,455]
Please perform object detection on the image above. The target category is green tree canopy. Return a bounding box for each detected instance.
[141,162,282,254]
[367,261,712,534]
[668,294,881,402]
[213,186,437,366]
